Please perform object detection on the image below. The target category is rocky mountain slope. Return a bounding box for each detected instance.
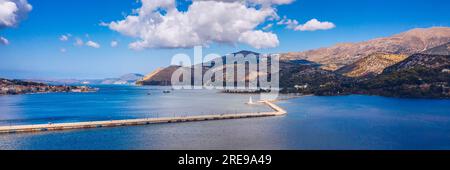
[422,42,450,56]
[356,43,450,98]
[281,27,450,70]
[383,53,449,73]
[137,51,263,86]
[383,42,450,73]
[101,73,144,85]
[336,53,407,77]
[136,66,181,86]
[137,50,351,95]
[279,60,354,95]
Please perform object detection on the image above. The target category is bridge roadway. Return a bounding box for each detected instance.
[0,101,287,134]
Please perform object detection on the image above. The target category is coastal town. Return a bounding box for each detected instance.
[0,78,97,95]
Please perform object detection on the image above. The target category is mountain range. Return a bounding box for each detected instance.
[280,27,450,71]
[336,53,407,77]
[356,42,450,98]
[27,73,144,85]
[100,73,145,85]
[138,27,450,98]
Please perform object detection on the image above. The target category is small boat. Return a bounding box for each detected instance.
[163,90,171,93]
[147,92,151,95]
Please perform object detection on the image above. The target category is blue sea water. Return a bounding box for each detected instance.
[0,85,449,150]
[0,85,271,126]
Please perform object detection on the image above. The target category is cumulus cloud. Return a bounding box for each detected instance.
[0,36,9,45]
[250,0,294,5]
[277,16,298,29]
[72,37,101,48]
[0,0,32,45]
[238,30,278,49]
[60,48,67,53]
[85,40,100,48]
[278,17,335,31]
[74,37,84,46]
[59,34,71,41]
[105,0,286,49]
[0,0,32,28]
[110,40,118,47]
[295,18,335,31]
[194,0,294,6]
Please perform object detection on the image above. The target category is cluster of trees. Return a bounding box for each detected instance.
[355,67,449,98]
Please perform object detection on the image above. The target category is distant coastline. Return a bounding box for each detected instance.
[0,78,97,95]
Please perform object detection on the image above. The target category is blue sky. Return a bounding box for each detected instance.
[0,0,449,79]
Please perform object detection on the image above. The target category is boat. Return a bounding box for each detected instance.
[163,90,171,93]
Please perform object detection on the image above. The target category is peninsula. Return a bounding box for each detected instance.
[0,78,97,95]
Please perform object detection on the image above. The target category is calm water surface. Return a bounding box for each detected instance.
[0,85,449,150]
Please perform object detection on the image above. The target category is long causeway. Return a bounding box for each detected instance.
[0,101,287,134]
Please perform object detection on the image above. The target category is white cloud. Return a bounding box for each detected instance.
[238,30,278,48]
[105,0,287,49]
[251,0,294,5]
[278,17,335,31]
[194,0,294,6]
[85,40,100,48]
[110,40,118,47]
[0,0,32,28]
[0,36,9,45]
[59,34,71,41]
[262,23,273,30]
[294,18,335,31]
[74,37,84,46]
[277,16,298,29]
[60,48,67,53]
[0,0,31,45]
[99,22,108,26]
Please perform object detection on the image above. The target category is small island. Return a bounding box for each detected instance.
[1,78,97,95]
